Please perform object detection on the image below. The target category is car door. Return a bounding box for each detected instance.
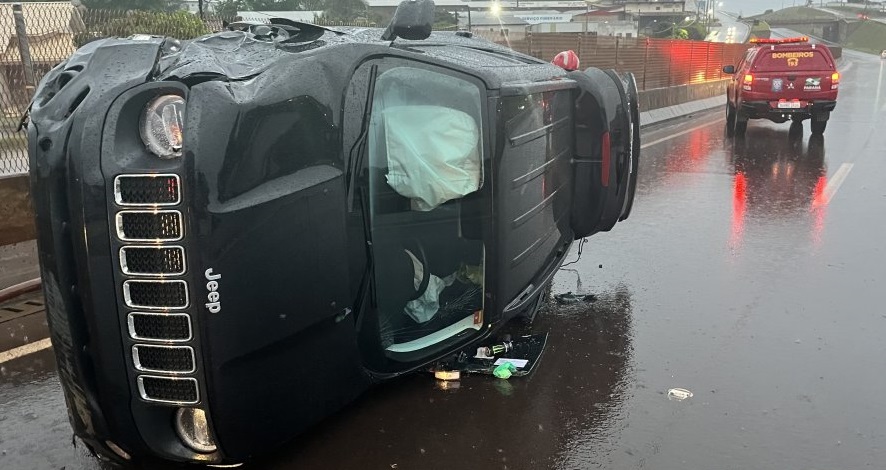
[343,56,492,376]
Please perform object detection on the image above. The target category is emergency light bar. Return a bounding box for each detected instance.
[750,36,809,45]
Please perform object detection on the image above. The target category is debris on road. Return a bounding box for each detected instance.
[434,370,460,381]
[493,362,517,379]
[667,388,694,401]
[554,292,598,304]
[431,333,549,379]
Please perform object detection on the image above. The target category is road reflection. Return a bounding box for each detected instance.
[727,126,827,248]
[236,286,635,470]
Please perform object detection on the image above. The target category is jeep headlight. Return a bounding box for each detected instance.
[140,95,185,159]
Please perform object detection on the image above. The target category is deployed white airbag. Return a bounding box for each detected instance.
[383,105,481,211]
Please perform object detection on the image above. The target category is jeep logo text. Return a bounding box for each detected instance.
[205,268,221,313]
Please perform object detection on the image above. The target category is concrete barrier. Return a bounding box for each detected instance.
[638,79,729,128]
[639,79,729,112]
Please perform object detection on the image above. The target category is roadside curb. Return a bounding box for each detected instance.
[640,95,725,129]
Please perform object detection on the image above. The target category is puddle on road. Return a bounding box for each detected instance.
[240,287,636,470]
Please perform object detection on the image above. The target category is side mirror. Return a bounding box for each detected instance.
[723,65,736,74]
[381,0,435,42]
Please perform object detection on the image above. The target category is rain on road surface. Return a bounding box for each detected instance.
[1,50,885,470]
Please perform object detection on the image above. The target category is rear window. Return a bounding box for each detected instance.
[753,49,833,72]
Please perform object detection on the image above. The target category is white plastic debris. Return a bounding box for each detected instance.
[667,388,694,401]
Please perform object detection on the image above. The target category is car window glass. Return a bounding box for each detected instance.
[365,64,487,364]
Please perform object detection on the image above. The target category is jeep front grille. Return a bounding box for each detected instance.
[116,211,183,242]
[133,345,195,373]
[128,313,192,342]
[138,376,199,405]
[120,246,186,276]
[114,173,201,405]
[114,174,181,206]
[123,280,188,309]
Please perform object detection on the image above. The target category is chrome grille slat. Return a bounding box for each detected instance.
[137,376,199,405]
[123,280,189,310]
[132,345,195,374]
[114,173,199,407]
[128,312,192,342]
[114,174,181,206]
[116,210,183,242]
[120,246,186,276]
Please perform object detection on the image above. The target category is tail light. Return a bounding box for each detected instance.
[743,74,754,84]
[831,72,840,88]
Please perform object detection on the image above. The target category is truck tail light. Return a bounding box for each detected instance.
[831,72,840,84]
[743,74,754,84]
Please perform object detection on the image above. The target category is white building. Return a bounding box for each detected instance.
[180,0,213,14]
[460,8,638,38]
[236,11,324,23]
[615,0,686,14]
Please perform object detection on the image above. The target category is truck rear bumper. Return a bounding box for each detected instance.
[740,100,837,118]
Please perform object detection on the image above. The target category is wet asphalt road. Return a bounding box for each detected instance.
[2,50,885,470]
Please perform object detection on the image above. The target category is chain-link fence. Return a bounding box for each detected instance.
[0,3,749,176]
[1,3,227,176]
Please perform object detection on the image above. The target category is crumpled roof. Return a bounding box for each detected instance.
[154,26,538,82]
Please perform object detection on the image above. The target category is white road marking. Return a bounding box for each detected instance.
[0,337,52,364]
[823,163,854,204]
[642,117,726,149]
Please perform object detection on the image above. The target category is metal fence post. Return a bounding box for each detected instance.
[705,42,711,82]
[12,3,36,93]
[527,30,533,58]
[615,35,620,69]
[577,32,583,65]
[667,41,673,88]
[642,39,649,90]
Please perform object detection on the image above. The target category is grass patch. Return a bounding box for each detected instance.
[749,20,771,40]
[831,6,886,19]
[753,7,840,22]
[844,21,886,55]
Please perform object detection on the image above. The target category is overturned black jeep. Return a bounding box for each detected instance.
[27,1,640,465]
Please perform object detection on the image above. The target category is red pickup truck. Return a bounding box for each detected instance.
[723,37,839,136]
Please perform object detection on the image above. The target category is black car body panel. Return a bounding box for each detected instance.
[28,22,639,465]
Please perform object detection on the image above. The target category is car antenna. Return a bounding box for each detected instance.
[381,0,435,46]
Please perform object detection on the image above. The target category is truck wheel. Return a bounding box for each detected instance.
[811,120,827,135]
[789,119,803,138]
[726,102,736,137]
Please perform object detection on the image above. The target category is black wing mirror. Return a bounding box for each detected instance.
[723,65,736,74]
[381,0,435,41]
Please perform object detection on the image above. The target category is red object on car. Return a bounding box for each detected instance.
[723,37,839,136]
[552,50,580,71]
